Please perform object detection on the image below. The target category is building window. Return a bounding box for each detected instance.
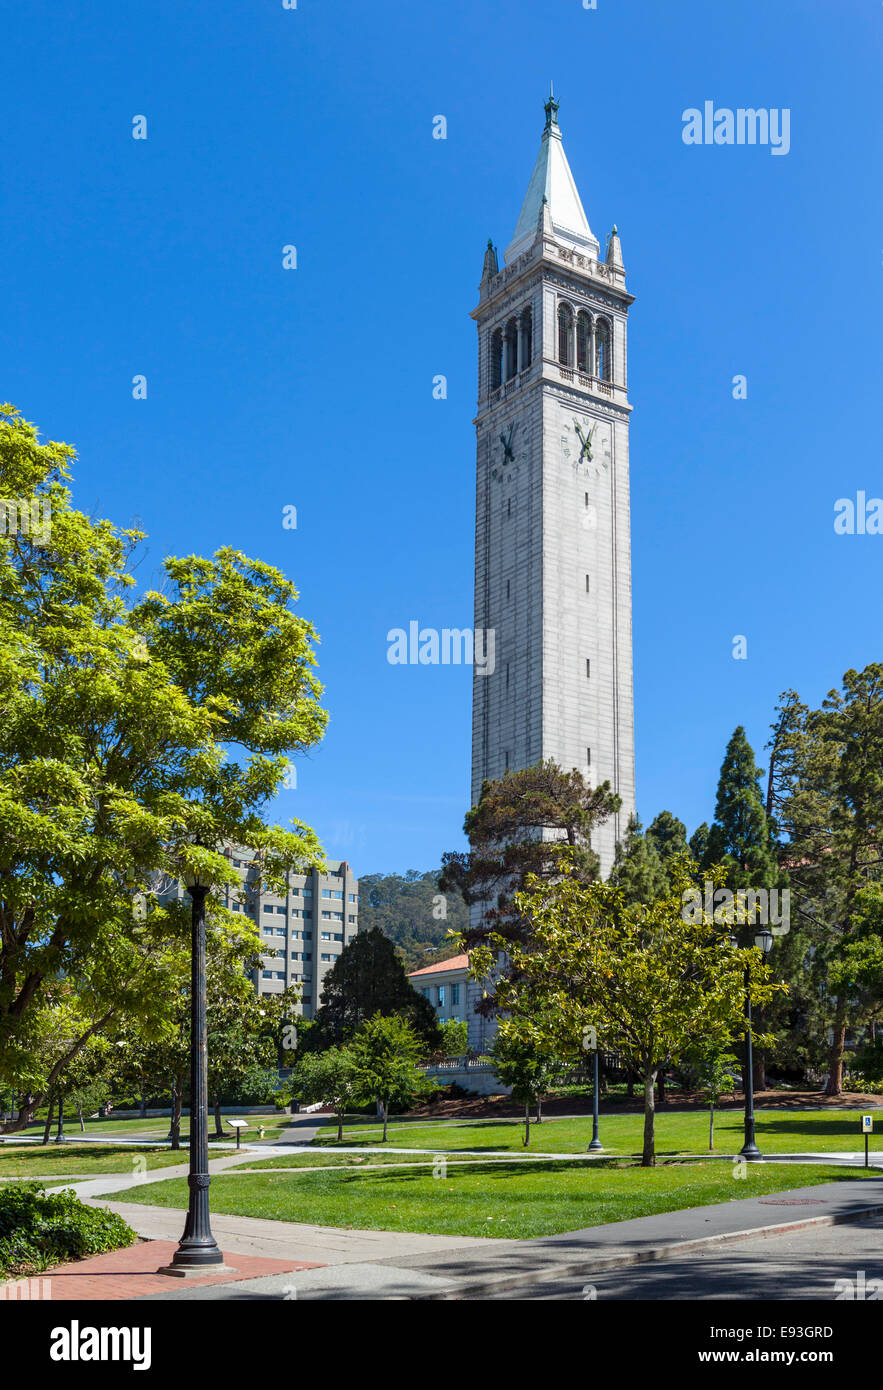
[504,317,518,382]
[261,970,274,979]
[585,574,590,593]
[348,893,357,903]
[507,497,512,519]
[577,311,591,374]
[520,305,532,368]
[262,904,273,914]
[504,750,510,769]
[586,659,591,678]
[557,302,573,366]
[348,914,356,923]
[333,933,343,942]
[321,911,331,920]
[490,327,503,391]
[587,747,592,765]
[437,986,446,1007]
[320,953,332,962]
[595,318,611,381]
[451,984,460,1005]
[275,905,286,914]
[321,889,331,898]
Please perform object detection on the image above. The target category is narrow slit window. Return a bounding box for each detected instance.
[585,659,591,678]
[585,574,590,593]
[586,747,592,765]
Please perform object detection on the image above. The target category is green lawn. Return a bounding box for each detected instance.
[315,1109,882,1157]
[241,1151,531,1171]
[5,1116,288,1144]
[0,1144,187,1176]
[109,1160,877,1240]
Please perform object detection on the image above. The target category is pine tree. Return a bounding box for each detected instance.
[312,929,441,1050]
[609,815,667,904]
[710,727,779,888]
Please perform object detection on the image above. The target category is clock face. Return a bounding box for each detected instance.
[559,412,612,478]
[491,419,518,481]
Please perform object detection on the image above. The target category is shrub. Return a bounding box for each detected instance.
[0,1183,137,1278]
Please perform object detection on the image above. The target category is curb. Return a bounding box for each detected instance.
[410,1200,883,1300]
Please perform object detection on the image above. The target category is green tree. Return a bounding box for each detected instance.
[685,1041,739,1151]
[490,1026,562,1145]
[313,928,441,1050]
[441,760,620,949]
[473,857,781,1166]
[437,1018,468,1058]
[647,811,689,865]
[609,815,667,903]
[710,727,780,887]
[348,1014,434,1141]
[775,667,883,1094]
[289,1047,361,1142]
[0,405,327,1129]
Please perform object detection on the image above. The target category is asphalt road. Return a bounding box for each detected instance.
[486,1214,883,1300]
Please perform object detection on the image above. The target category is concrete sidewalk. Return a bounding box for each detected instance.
[122,1173,883,1301]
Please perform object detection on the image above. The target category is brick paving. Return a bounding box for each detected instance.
[3,1240,324,1300]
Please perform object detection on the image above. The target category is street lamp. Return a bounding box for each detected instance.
[740,926,774,1162]
[588,1046,604,1153]
[159,860,232,1276]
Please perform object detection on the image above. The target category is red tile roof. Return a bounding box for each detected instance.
[408,953,469,978]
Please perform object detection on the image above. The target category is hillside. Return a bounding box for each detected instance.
[357,869,468,972]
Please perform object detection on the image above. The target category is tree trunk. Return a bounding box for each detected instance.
[336,1108,344,1142]
[42,1096,54,1145]
[76,1102,85,1133]
[381,1101,388,1142]
[826,1022,847,1097]
[213,1098,224,1138]
[523,1101,530,1147]
[642,1068,656,1167]
[709,1103,714,1151]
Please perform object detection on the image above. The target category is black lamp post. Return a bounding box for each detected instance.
[588,1047,604,1153]
[740,926,774,1162]
[159,865,231,1276]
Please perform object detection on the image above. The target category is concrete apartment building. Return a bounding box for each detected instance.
[161,854,359,1019]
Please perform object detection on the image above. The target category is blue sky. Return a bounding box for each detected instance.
[3,0,881,877]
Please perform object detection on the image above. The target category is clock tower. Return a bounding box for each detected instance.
[469,92,636,998]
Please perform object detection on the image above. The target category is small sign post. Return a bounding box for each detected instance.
[228,1118,249,1151]
[862,1115,873,1169]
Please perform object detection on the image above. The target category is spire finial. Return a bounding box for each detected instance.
[544,83,559,131]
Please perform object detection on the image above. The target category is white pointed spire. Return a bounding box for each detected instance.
[504,90,599,264]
